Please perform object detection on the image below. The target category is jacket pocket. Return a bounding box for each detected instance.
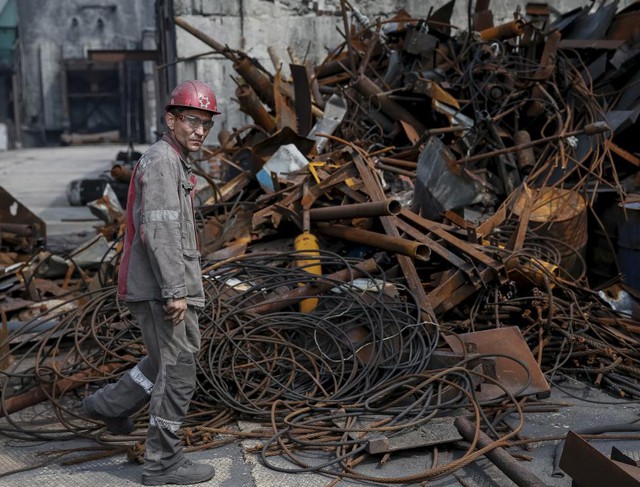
[183,249,203,299]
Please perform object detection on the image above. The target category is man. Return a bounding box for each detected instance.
[82,80,220,486]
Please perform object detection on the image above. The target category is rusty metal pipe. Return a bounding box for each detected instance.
[236,85,277,132]
[317,223,430,261]
[233,57,276,110]
[425,125,471,136]
[174,16,231,57]
[309,199,402,221]
[110,164,132,183]
[0,223,33,236]
[352,76,427,134]
[375,162,416,177]
[479,19,524,41]
[315,55,349,79]
[377,157,418,169]
[455,417,548,487]
[513,131,536,169]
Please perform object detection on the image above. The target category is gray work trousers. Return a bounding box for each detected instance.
[87,300,201,474]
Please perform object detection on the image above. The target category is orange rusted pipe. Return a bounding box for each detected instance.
[111,164,132,183]
[479,20,524,41]
[233,57,275,110]
[236,85,277,132]
[317,223,430,261]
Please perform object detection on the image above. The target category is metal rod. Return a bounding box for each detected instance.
[375,162,416,177]
[454,122,609,166]
[455,417,548,487]
[377,157,418,169]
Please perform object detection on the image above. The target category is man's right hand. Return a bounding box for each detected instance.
[163,298,187,326]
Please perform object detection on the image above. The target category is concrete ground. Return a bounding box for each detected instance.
[1,145,639,486]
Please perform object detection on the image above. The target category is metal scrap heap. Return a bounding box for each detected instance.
[2,2,640,484]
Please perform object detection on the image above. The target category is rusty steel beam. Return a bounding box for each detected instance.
[427,269,486,313]
[317,223,430,261]
[395,218,475,279]
[399,208,505,279]
[290,63,313,136]
[309,199,401,221]
[219,172,252,203]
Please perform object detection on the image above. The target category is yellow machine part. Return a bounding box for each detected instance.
[294,232,322,313]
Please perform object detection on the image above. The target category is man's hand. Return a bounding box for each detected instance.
[163,298,187,326]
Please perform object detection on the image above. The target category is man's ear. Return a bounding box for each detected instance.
[165,112,175,131]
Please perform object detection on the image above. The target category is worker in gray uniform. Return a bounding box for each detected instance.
[82,80,220,486]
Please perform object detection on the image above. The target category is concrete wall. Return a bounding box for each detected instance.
[16,0,156,140]
[171,0,634,143]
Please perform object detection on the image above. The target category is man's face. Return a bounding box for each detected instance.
[166,108,214,153]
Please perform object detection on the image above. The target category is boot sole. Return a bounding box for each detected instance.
[141,470,215,486]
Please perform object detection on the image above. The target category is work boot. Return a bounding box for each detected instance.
[141,459,215,486]
[81,396,134,435]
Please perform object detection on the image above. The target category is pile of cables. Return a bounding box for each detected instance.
[196,250,437,416]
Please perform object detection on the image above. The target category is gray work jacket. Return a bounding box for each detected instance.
[117,133,205,307]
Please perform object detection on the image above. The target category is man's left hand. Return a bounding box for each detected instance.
[163,298,187,325]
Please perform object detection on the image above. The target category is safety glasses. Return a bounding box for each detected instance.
[176,114,215,131]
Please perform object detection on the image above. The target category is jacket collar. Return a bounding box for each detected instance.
[162,132,190,163]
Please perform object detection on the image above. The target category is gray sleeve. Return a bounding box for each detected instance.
[137,154,187,300]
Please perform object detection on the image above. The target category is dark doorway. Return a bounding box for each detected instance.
[63,59,145,142]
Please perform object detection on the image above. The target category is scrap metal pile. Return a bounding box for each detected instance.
[2,1,640,484]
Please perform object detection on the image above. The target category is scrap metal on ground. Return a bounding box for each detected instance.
[2,1,640,484]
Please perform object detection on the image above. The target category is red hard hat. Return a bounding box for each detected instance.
[165,80,221,115]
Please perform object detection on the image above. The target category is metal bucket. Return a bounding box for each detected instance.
[513,187,588,279]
